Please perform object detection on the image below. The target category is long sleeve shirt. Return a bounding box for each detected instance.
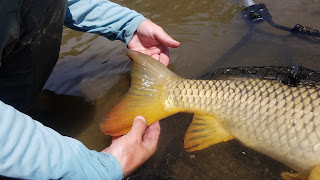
[65,0,146,44]
[0,0,147,179]
[0,100,123,180]
[0,0,146,63]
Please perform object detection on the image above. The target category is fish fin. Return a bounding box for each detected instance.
[281,172,307,180]
[309,164,320,180]
[100,50,179,136]
[184,113,233,152]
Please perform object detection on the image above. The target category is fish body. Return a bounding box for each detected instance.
[100,50,320,179]
[167,77,320,173]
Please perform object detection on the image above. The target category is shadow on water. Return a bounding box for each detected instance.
[31,71,132,150]
[28,0,320,179]
[30,90,95,137]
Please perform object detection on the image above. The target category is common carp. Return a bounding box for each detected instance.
[100,50,320,180]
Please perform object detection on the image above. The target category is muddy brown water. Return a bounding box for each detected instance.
[30,0,320,179]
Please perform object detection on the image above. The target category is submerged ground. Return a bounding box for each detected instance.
[31,0,320,179]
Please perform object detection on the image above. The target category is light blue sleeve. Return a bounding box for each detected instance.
[0,101,123,180]
[65,0,147,44]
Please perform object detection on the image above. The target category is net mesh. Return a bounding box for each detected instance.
[128,66,320,180]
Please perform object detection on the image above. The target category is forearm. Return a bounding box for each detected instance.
[0,101,122,180]
[65,0,146,44]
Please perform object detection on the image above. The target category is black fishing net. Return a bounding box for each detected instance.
[202,66,320,87]
[2,0,319,179]
[127,65,320,180]
[128,11,320,179]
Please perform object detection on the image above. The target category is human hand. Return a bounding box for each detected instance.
[101,116,160,177]
[128,19,180,66]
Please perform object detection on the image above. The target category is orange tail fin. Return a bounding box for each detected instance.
[100,50,179,136]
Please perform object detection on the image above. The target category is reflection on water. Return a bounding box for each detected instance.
[59,28,99,59]
[30,0,320,179]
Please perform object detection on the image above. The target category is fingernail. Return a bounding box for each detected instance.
[135,115,146,124]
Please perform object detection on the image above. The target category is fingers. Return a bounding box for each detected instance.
[127,116,147,140]
[140,48,169,66]
[151,54,160,61]
[142,122,160,155]
[154,25,180,48]
[159,48,169,66]
[142,121,160,145]
[102,116,160,177]
[147,45,169,66]
[128,19,179,67]
[128,116,160,154]
[101,116,159,177]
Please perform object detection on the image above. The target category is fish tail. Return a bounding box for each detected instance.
[100,50,179,136]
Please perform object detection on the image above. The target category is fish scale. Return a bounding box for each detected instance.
[165,77,320,173]
[101,50,320,179]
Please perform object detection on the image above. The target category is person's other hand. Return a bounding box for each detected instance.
[128,19,180,66]
[101,116,160,177]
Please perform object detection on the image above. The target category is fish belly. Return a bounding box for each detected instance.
[165,78,320,173]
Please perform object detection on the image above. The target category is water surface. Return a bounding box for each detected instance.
[32,0,320,179]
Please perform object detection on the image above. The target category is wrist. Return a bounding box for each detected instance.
[98,152,123,179]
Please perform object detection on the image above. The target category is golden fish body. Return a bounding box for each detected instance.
[100,50,320,179]
[165,77,320,174]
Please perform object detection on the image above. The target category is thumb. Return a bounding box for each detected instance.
[127,116,147,139]
[154,26,180,48]
[148,21,180,48]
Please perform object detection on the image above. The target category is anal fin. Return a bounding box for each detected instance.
[184,113,233,152]
[281,172,307,180]
[309,164,320,180]
[281,164,320,180]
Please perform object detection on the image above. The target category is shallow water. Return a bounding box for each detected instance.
[32,0,320,179]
